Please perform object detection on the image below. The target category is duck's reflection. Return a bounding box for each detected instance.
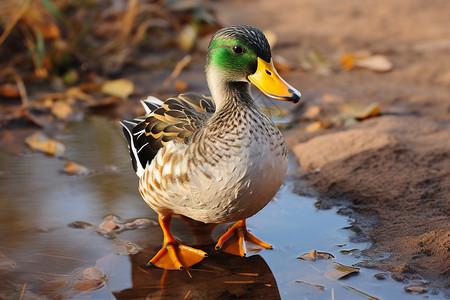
[114,218,280,299]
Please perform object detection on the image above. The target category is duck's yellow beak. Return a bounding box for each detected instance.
[248,57,301,103]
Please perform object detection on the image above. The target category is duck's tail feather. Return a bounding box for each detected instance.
[120,97,164,178]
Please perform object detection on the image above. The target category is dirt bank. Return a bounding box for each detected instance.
[215,0,450,294]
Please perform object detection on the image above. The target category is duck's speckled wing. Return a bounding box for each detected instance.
[120,93,215,177]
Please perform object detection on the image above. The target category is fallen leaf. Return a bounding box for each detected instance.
[178,25,197,51]
[123,218,158,229]
[101,79,134,99]
[82,267,105,280]
[63,160,89,175]
[305,121,331,132]
[341,53,392,72]
[302,105,321,120]
[51,101,73,119]
[98,215,122,233]
[326,262,360,280]
[113,239,142,255]
[297,250,334,261]
[73,279,103,291]
[355,55,392,72]
[295,280,325,292]
[25,131,66,156]
[337,103,380,123]
[404,285,428,294]
[0,83,20,98]
[174,79,188,92]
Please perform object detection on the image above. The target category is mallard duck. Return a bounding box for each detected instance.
[120,25,301,270]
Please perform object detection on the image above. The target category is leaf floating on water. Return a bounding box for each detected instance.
[404,284,428,294]
[73,279,103,291]
[63,160,90,175]
[101,79,134,99]
[25,131,66,156]
[98,215,122,234]
[325,262,360,280]
[295,280,325,292]
[113,239,143,255]
[123,218,158,229]
[297,250,333,261]
[82,267,105,280]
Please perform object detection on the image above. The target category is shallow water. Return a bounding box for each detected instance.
[0,116,444,299]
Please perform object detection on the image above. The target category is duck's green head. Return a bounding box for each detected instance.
[206,25,301,103]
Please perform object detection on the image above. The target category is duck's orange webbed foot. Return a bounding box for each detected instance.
[149,214,207,270]
[215,219,272,257]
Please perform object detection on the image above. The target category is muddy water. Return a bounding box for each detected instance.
[0,116,443,299]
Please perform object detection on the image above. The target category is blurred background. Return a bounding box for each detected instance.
[0,0,449,299]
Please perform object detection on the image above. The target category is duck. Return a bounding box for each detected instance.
[120,25,301,270]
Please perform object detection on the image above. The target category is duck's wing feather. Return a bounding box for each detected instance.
[120,93,215,177]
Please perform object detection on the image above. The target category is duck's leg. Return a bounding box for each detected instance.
[150,214,207,270]
[215,219,272,257]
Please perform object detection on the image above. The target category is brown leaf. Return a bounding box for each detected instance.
[81,267,105,280]
[63,161,89,175]
[338,103,381,123]
[297,250,317,261]
[99,215,121,233]
[113,239,142,255]
[174,79,188,92]
[101,79,134,99]
[355,55,392,72]
[73,279,103,291]
[325,262,360,280]
[51,101,73,120]
[123,218,158,229]
[305,121,331,132]
[25,131,66,156]
[0,83,20,98]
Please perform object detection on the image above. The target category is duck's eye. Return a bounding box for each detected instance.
[232,45,243,54]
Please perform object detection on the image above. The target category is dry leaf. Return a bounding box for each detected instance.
[174,79,188,92]
[101,79,134,99]
[317,252,335,259]
[0,83,20,98]
[355,55,392,72]
[82,267,105,280]
[305,121,331,132]
[302,106,321,120]
[325,262,360,280]
[298,250,317,261]
[338,103,380,123]
[178,25,197,51]
[25,131,66,156]
[73,279,103,291]
[51,101,73,119]
[63,161,89,175]
[113,239,142,255]
[99,215,122,233]
[123,218,158,229]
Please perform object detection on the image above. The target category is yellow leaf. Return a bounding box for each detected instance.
[25,131,65,156]
[51,101,73,119]
[63,160,89,175]
[305,121,331,132]
[101,79,134,99]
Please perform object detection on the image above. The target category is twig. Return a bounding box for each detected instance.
[13,74,28,106]
[19,283,26,300]
[157,55,192,94]
[0,0,31,48]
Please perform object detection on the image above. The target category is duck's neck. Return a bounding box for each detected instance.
[206,66,255,111]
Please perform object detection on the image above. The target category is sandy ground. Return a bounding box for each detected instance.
[214,0,450,293]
